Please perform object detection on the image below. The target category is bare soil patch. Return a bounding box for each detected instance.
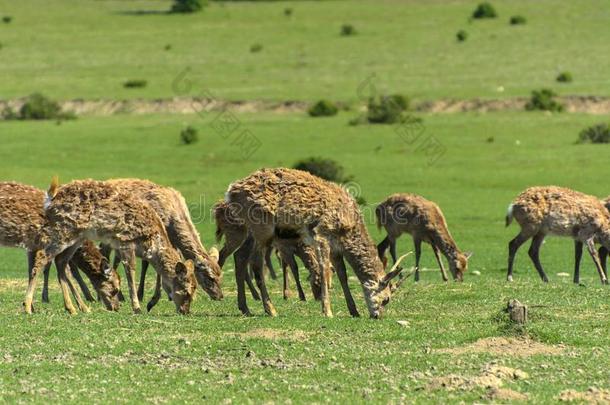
[229,328,309,341]
[485,387,529,401]
[428,363,528,392]
[558,387,610,403]
[435,336,565,357]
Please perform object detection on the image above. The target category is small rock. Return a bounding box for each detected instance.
[471,270,481,276]
[397,320,410,327]
[178,338,191,346]
[557,272,570,277]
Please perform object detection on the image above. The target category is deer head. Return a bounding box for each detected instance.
[194,247,223,301]
[367,253,410,319]
[172,260,198,314]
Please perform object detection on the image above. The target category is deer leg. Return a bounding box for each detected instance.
[289,255,306,302]
[63,264,91,313]
[377,236,390,261]
[585,239,608,285]
[234,237,254,316]
[528,232,549,282]
[265,247,277,280]
[41,261,51,303]
[119,247,141,314]
[25,251,42,313]
[507,231,531,282]
[431,244,449,282]
[282,257,291,300]
[331,253,359,317]
[599,246,608,279]
[250,246,277,317]
[146,273,162,312]
[68,262,95,302]
[137,259,149,302]
[413,238,422,282]
[110,251,126,302]
[389,237,398,264]
[573,241,583,284]
[54,244,85,315]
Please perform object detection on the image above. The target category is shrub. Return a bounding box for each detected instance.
[3,93,75,121]
[577,123,610,144]
[284,8,293,16]
[556,72,573,83]
[525,89,564,112]
[366,94,410,124]
[293,157,351,183]
[509,15,526,25]
[308,100,338,117]
[472,3,497,19]
[2,16,12,24]
[180,126,199,144]
[456,30,468,42]
[341,24,356,36]
[250,43,263,53]
[164,44,172,51]
[123,79,147,89]
[171,0,205,13]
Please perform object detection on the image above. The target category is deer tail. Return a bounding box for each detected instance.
[505,204,514,227]
[44,176,59,210]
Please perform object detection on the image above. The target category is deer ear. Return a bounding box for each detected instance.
[464,252,473,260]
[175,261,188,276]
[381,256,388,270]
[208,247,219,262]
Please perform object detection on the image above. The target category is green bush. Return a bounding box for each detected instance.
[472,3,497,19]
[164,44,172,51]
[2,93,75,121]
[509,15,526,25]
[366,94,410,124]
[341,24,356,36]
[123,79,147,89]
[577,123,610,144]
[293,157,351,183]
[284,8,293,16]
[525,89,564,112]
[456,30,468,42]
[180,126,199,145]
[171,0,205,13]
[556,72,573,83]
[2,16,12,24]
[308,100,338,117]
[250,43,263,53]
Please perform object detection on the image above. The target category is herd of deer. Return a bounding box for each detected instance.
[2,168,610,319]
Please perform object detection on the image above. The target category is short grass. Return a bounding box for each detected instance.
[1,111,610,402]
[1,0,610,101]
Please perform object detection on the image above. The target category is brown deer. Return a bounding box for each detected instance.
[0,182,121,313]
[376,194,470,282]
[26,179,198,315]
[225,168,407,319]
[213,200,327,314]
[95,179,222,309]
[506,186,610,284]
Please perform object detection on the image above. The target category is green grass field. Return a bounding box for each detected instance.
[3,0,610,403]
[1,0,610,101]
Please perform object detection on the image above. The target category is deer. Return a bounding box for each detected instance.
[506,186,610,284]
[0,182,121,313]
[213,200,327,314]
[224,168,408,319]
[376,193,471,282]
[25,178,198,315]
[74,178,223,311]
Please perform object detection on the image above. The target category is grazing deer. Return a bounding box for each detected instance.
[225,168,407,318]
[97,179,222,309]
[213,200,326,313]
[26,179,198,315]
[376,194,470,282]
[506,186,609,284]
[0,182,121,313]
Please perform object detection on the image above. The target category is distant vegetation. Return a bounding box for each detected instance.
[456,30,468,42]
[2,16,12,24]
[556,72,573,83]
[510,15,527,25]
[250,43,263,53]
[2,93,75,121]
[472,3,497,19]
[577,123,610,144]
[525,89,564,112]
[308,100,338,117]
[123,79,147,89]
[351,94,416,125]
[171,0,205,13]
[293,157,351,184]
[180,125,199,145]
[341,24,357,36]
[284,8,293,17]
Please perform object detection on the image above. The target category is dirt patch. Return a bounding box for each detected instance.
[558,387,610,403]
[0,279,28,290]
[2,95,610,118]
[435,336,565,357]
[485,387,529,401]
[428,363,528,392]
[229,328,309,341]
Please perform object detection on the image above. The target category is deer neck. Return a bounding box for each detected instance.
[339,223,384,286]
[433,231,461,261]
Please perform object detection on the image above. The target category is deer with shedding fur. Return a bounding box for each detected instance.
[506,186,610,284]
[26,178,197,315]
[225,168,408,319]
[376,193,470,282]
[0,182,121,313]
